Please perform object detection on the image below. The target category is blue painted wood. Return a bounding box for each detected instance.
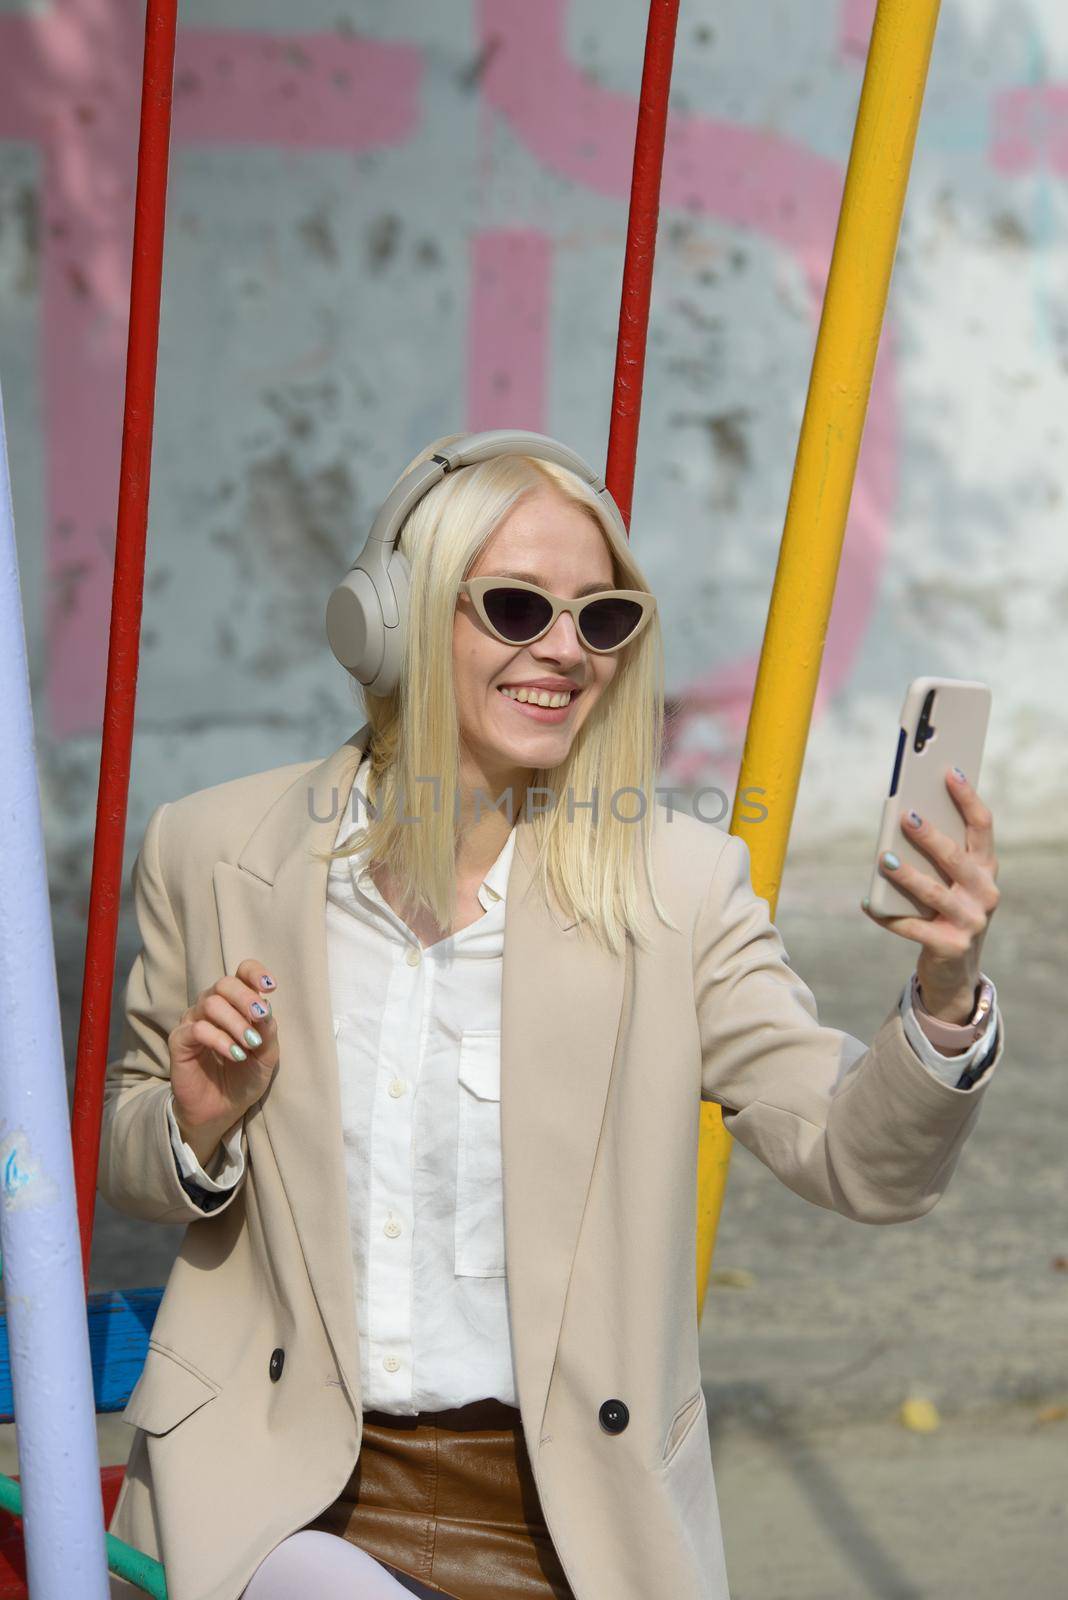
[0,1287,162,1422]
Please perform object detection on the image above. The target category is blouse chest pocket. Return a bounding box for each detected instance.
[454,1029,507,1278]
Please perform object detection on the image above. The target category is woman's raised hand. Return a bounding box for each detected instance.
[861,766,999,1017]
[168,959,279,1165]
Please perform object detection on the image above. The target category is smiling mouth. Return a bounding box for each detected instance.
[497,685,580,708]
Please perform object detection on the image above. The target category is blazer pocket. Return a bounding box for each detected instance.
[661,1388,706,1466]
[454,1029,507,1278]
[121,1341,221,1437]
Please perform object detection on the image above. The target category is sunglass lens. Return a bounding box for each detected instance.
[579,597,644,650]
[482,586,554,643]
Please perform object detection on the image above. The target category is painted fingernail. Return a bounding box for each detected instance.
[260,975,275,990]
[907,810,922,828]
[861,896,870,910]
[952,768,966,783]
[250,1000,270,1019]
[882,851,900,870]
[229,1043,248,1061]
[243,1027,263,1048]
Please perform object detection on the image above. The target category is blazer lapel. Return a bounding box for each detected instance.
[212,726,368,1400]
[212,721,628,1450]
[501,820,628,1449]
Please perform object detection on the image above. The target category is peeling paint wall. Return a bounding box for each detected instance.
[1,0,1066,951]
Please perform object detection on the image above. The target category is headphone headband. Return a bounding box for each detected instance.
[325,429,628,695]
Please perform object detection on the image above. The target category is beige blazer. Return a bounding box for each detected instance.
[101,721,1003,1600]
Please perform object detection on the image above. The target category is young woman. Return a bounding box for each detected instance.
[101,433,1004,1600]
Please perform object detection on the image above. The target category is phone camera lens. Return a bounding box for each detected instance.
[914,689,937,754]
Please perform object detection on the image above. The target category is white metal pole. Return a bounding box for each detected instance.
[0,376,110,1597]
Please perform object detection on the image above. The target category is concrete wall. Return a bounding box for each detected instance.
[2,0,1066,937]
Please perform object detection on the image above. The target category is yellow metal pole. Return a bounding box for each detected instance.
[696,0,942,1318]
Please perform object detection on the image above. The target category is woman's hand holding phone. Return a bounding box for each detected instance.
[168,958,279,1167]
[862,767,1001,1021]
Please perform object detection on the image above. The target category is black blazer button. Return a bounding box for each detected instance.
[598,1398,629,1433]
[269,1348,285,1382]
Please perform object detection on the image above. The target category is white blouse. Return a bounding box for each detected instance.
[165,753,999,1414]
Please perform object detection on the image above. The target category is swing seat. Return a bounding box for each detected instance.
[0,1287,163,1596]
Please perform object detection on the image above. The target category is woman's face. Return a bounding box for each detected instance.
[453,488,621,788]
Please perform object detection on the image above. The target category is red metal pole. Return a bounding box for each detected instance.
[604,0,681,535]
[70,0,179,1287]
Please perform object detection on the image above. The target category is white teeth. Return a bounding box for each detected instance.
[498,686,573,708]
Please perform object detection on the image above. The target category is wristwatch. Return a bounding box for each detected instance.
[909,971,995,1050]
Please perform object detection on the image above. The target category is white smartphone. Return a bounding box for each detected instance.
[866,676,991,919]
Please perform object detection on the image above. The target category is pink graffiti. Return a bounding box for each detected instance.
[839,0,877,60]
[0,0,422,738]
[474,0,898,783]
[467,231,552,431]
[991,84,1068,176]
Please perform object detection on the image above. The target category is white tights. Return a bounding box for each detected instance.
[240,1529,450,1599]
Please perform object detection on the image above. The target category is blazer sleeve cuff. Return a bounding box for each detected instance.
[109,1083,249,1224]
[899,973,1001,1089]
[166,1092,247,1193]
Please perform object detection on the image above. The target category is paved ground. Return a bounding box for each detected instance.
[712,1402,1067,1599]
[5,833,1060,1595]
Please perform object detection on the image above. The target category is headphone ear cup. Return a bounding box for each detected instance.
[325,547,411,696]
[325,565,384,683]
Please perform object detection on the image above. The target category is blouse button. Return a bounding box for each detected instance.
[406,946,421,967]
[383,1355,401,1373]
[384,1218,402,1238]
[388,1080,407,1098]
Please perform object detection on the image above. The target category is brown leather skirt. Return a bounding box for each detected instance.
[305,1399,576,1600]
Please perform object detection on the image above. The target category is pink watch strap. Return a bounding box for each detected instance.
[910,972,994,1050]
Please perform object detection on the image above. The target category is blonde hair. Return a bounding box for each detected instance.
[320,433,677,955]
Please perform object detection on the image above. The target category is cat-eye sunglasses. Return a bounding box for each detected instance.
[458,576,657,655]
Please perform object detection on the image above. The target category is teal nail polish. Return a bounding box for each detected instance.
[861,896,870,910]
[882,851,900,870]
[230,1043,247,1061]
[243,1027,262,1048]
